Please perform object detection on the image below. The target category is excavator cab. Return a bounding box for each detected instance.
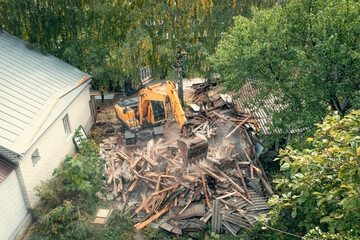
[150,100,166,123]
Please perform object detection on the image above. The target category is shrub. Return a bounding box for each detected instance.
[265,110,360,238]
[31,200,77,238]
[53,138,103,200]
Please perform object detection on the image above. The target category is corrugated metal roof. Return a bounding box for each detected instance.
[220,81,284,135]
[0,31,91,154]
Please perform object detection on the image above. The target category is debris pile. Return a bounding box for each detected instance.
[99,106,273,237]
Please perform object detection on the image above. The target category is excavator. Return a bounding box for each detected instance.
[115,80,208,162]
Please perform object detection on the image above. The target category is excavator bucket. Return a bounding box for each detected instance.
[177,134,208,166]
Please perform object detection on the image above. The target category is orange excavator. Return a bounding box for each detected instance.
[115,81,208,162]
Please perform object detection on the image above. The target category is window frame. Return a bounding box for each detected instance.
[62,113,71,135]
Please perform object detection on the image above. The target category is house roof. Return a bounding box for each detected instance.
[0,31,91,155]
[220,81,304,135]
[220,81,286,135]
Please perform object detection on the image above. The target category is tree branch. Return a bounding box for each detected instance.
[257,68,270,80]
[262,222,305,239]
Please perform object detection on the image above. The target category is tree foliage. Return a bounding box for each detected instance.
[211,0,360,140]
[266,110,360,239]
[1,0,274,93]
[53,138,103,199]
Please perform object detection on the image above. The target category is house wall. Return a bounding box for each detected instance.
[0,171,28,240]
[18,85,93,208]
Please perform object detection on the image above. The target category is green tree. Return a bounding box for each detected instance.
[211,0,360,141]
[264,110,360,239]
[1,0,274,96]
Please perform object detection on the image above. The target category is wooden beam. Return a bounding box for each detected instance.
[142,154,158,166]
[117,150,132,163]
[254,168,274,195]
[216,168,245,194]
[244,130,271,184]
[216,191,238,200]
[211,112,237,127]
[133,194,154,215]
[152,184,179,196]
[111,158,118,197]
[197,163,225,182]
[131,169,169,188]
[130,152,144,169]
[219,198,246,214]
[236,163,251,200]
[135,205,170,230]
[225,115,252,139]
[201,173,211,208]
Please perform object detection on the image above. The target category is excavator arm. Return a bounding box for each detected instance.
[165,81,187,130]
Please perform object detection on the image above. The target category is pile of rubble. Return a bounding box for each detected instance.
[99,103,273,237]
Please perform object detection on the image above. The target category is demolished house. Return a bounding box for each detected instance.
[96,80,274,237]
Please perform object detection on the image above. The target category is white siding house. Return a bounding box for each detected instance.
[0,31,94,239]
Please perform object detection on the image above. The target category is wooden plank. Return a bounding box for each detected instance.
[217,191,238,200]
[225,115,252,139]
[142,154,158,166]
[130,152,144,169]
[135,205,170,230]
[236,164,251,200]
[254,168,274,195]
[128,179,139,192]
[152,184,179,196]
[150,175,162,211]
[160,154,181,168]
[131,169,169,188]
[244,130,271,184]
[182,174,200,182]
[250,164,254,179]
[197,163,225,182]
[179,195,193,215]
[134,194,154,214]
[140,193,150,213]
[121,190,127,203]
[201,173,211,208]
[216,168,245,194]
[117,177,123,192]
[219,199,246,214]
[111,158,118,197]
[160,222,174,232]
[117,150,132,163]
[211,111,237,127]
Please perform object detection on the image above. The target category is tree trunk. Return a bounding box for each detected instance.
[176,43,184,106]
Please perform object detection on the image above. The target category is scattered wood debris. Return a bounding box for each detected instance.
[96,80,273,237]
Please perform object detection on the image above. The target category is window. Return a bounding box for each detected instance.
[31,149,40,166]
[62,114,71,134]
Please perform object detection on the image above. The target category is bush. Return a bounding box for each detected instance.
[92,210,134,240]
[53,138,103,200]
[31,138,104,239]
[265,110,360,238]
[31,200,78,238]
